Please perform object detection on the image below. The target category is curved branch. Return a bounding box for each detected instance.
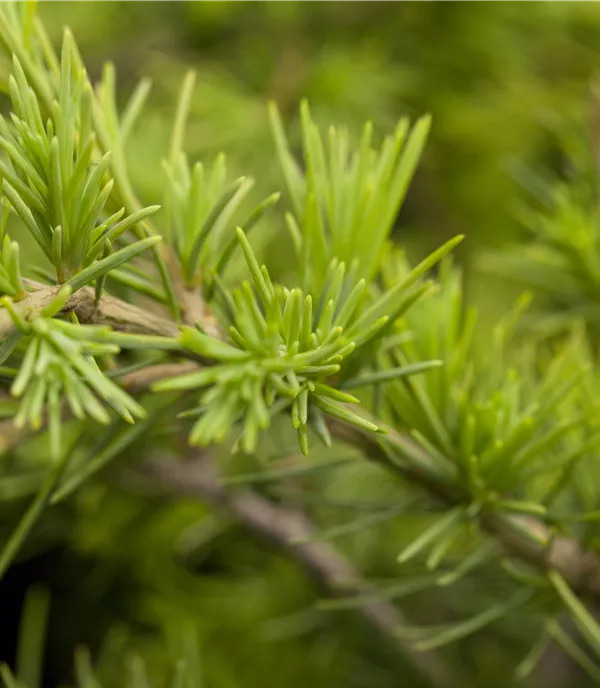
[143,454,453,688]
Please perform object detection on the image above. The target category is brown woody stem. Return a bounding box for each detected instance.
[143,453,454,688]
[0,284,180,340]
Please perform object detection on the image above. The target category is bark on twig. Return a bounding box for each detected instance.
[163,246,221,335]
[120,361,198,392]
[0,284,180,340]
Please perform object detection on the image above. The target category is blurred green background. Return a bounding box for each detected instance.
[3,2,600,686]
[40,1,600,322]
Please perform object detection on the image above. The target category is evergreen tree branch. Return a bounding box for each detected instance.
[8,340,598,607]
[328,418,600,600]
[143,452,454,688]
[59,357,600,603]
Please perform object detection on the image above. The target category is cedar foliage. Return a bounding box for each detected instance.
[1,3,600,688]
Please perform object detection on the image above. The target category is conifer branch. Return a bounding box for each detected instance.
[0,6,598,680]
[61,357,600,603]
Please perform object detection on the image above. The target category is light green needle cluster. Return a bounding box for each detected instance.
[164,150,280,290]
[162,71,280,292]
[155,228,460,454]
[0,200,24,299]
[155,233,376,454]
[2,287,146,459]
[270,100,431,293]
[377,249,600,513]
[0,34,160,288]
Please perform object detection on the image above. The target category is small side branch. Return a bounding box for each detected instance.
[329,418,600,599]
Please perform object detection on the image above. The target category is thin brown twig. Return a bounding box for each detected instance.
[120,361,198,392]
[143,453,454,688]
[0,283,180,340]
